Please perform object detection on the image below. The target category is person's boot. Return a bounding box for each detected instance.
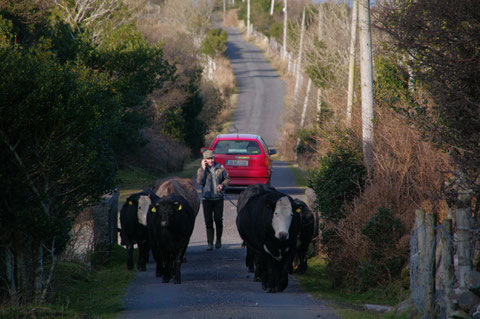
[215,226,223,249]
[206,228,214,251]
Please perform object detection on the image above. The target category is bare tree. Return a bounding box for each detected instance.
[54,0,144,41]
[359,0,374,169]
[270,0,275,15]
[159,0,214,48]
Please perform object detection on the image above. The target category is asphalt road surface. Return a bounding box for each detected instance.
[117,27,338,319]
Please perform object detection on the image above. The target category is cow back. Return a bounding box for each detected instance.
[237,184,276,214]
[154,176,200,216]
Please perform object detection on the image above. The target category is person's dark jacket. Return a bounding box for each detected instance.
[196,162,230,200]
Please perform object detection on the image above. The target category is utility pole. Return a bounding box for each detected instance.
[293,7,306,106]
[282,0,288,59]
[247,0,251,37]
[346,0,358,127]
[359,0,374,169]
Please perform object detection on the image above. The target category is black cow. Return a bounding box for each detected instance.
[119,190,158,271]
[237,184,276,276]
[236,185,301,293]
[291,198,315,274]
[147,194,196,284]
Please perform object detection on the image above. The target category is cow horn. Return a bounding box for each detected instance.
[263,244,282,261]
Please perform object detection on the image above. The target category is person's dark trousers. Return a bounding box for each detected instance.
[203,199,224,249]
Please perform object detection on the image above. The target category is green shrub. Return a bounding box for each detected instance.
[309,131,366,223]
[357,207,406,290]
[201,28,228,57]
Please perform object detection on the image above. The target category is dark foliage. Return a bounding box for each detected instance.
[374,0,480,192]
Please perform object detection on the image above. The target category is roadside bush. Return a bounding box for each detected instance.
[324,108,450,289]
[295,128,318,165]
[309,130,366,224]
[201,28,228,57]
[358,207,406,290]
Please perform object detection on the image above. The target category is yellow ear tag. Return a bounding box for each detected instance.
[296,208,301,213]
[178,205,182,211]
[128,201,133,205]
[151,207,157,213]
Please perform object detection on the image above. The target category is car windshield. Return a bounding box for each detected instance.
[213,140,261,155]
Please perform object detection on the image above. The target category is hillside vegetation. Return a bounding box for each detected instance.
[0,0,233,311]
[232,0,480,310]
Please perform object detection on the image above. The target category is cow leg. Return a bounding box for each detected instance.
[127,245,134,270]
[278,261,289,292]
[253,253,262,283]
[266,259,277,293]
[163,255,174,283]
[246,246,255,273]
[257,256,269,291]
[138,243,148,271]
[173,249,185,284]
[279,252,294,292]
[298,251,308,274]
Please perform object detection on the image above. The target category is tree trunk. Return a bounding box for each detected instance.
[293,7,306,106]
[33,239,44,302]
[41,237,58,303]
[270,0,274,16]
[14,232,34,302]
[358,0,374,169]
[282,0,288,59]
[3,244,16,296]
[346,0,358,127]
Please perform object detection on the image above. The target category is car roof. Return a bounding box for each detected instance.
[216,133,261,140]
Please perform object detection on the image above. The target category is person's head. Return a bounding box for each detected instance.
[203,150,214,166]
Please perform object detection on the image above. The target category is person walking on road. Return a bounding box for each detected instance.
[196,150,230,251]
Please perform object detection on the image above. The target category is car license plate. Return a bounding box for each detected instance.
[226,160,248,166]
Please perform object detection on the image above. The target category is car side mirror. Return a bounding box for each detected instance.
[200,147,208,154]
[269,149,277,155]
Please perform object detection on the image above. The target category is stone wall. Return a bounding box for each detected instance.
[62,189,119,264]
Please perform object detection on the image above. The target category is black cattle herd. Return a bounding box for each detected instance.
[118,177,316,293]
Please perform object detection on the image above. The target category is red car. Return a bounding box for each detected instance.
[200,133,277,186]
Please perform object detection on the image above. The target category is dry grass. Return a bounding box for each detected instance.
[212,56,236,97]
[324,107,452,284]
[224,8,240,27]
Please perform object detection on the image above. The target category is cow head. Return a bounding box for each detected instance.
[271,196,294,241]
[151,199,183,227]
[137,195,152,226]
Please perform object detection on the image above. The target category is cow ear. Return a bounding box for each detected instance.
[174,201,182,212]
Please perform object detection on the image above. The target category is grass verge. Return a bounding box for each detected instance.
[295,256,409,319]
[0,245,134,319]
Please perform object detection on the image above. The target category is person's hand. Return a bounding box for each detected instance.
[216,184,223,192]
[201,159,206,170]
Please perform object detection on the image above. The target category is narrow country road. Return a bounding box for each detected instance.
[117,26,338,319]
